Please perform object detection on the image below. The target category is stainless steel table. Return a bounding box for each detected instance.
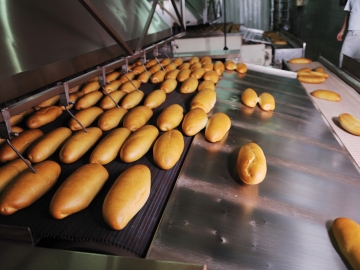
[147,69,359,269]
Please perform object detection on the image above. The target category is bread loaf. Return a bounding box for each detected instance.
[98,107,128,131]
[26,106,63,129]
[160,78,178,93]
[311,90,341,102]
[165,69,180,80]
[177,69,191,82]
[198,80,215,91]
[0,126,23,146]
[102,164,151,230]
[205,112,231,142]
[160,58,171,67]
[241,88,258,108]
[173,57,183,67]
[144,90,166,109]
[60,92,84,110]
[121,90,144,109]
[122,106,153,132]
[120,125,159,163]
[119,72,135,83]
[146,58,158,68]
[27,127,72,163]
[149,64,162,74]
[203,62,214,72]
[90,127,131,164]
[81,81,100,94]
[75,91,103,110]
[296,67,311,73]
[190,68,206,79]
[190,62,202,71]
[182,108,208,136]
[103,80,122,93]
[164,63,177,72]
[99,90,126,110]
[225,60,236,70]
[339,113,360,136]
[153,130,184,170]
[237,142,267,185]
[189,56,200,64]
[0,160,61,215]
[59,127,102,163]
[105,71,120,82]
[10,108,34,126]
[0,159,31,194]
[0,129,44,163]
[50,163,108,219]
[214,61,225,76]
[34,95,60,110]
[120,80,141,93]
[151,70,166,84]
[69,106,103,131]
[180,77,199,94]
[131,65,145,75]
[289,57,312,64]
[332,217,360,270]
[258,92,275,111]
[200,56,212,65]
[236,62,248,74]
[190,88,216,113]
[178,62,191,71]
[157,104,184,131]
[298,75,326,84]
[314,66,324,73]
[137,71,150,83]
[203,70,219,84]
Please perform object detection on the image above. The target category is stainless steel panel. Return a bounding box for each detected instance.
[147,70,360,269]
[0,0,171,104]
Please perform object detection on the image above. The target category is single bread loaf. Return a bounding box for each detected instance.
[190,62,202,71]
[190,88,216,113]
[10,108,34,126]
[189,56,200,64]
[164,63,177,72]
[0,159,31,193]
[157,104,184,131]
[225,60,236,70]
[241,88,258,108]
[180,77,199,94]
[81,81,100,94]
[106,71,120,82]
[137,71,151,83]
[121,90,144,109]
[98,107,128,131]
[298,75,326,84]
[205,112,231,142]
[203,70,219,84]
[122,106,153,132]
[203,62,214,72]
[26,106,63,129]
[258,92,275,111]
[165,69,180,80]
[200,56,212,65]
[120,80,141,93]
[144,90,167,109]
[173,57,183,66]
[311,90,341,102]
[102,164,151,230]
[69,106,103,131]
[160,58,171,67]
[182,108,208,136]
[178,62,191,71]
[148,64,162,74]
[99,90,126,110]
[339,113,360,136]
[177,69,192,82]
[190,68,206,79]
[214,61,225,76]
[119,72,135,83]
[198,80,215,91]
[160,78,178,93]
[151,70,166,84]
[146,58,158,68]
[131,65,145,75]
[289,57,312,64]
[34,95,60,110]
[236,62,247,74]
[103,80,122,93]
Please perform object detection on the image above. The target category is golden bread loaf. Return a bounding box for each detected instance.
[102,164,151,230]
[148,64,162,74]
[122,106,153,132]
[203,70,219,84]
[81,81,100,94]
[164,63,177,72]
[178,62,190,71]
[75,91,103,110]
[10,108,34,126]
[157,104,184,131]
[332,217,360,270]
[189,56,200,64]
[106,71,120,82]
[165,69,180,80]
[99,90,126,110]
[0,160,61,215]
[153,130,184,170]
[151,70,166,84]
[289,57,312,64]
[190,68,206,79]
[0,126,23,146]
[160,58,171,67]
[137,71,151,83]
[26,106,63,129]
[258,92,275,111]
[144,90,167,109]
[49,163,108,219]
[190,62,202,71]
[237,142,267,185]
[120,125,159,163]
[173,57,183,66]
[120,90,144,109]
[90,127,131,165]
[160,78,178,93]
[60,92,84,110]
[241,88,258,108]
[119,72,135,83]
[120,80,141,93]
[205,112,231,142]
[202,62,214,72]
[97,107,128,131]
[298,75,326,84]
[180,77,199,94]
[177,69,192,82]
[34,95,60,110]
[225,60,236,70]
[198,80,215,91]
[236,62,248,74]
[103,80,122,93]
[146,58,158,68]
[27,127,72,163]
[59,127,102,164]
[311,90,341,102]
[69,106,103,131]
[214,61,225,76]
[296,67,312,73]
[190,88,216,113]
[182,108,208,136]
[0,129,44,163]
[200,56,212,64]
[0,159,31,194]
[131,65,145,75]
[339,113,360,136]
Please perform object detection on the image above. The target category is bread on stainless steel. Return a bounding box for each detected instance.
[236,62,247,74]
[198,80,215,91]
[258,92,275,111]
[190,88,216,113]
[205,112,231,142]
[203,70,219,84]
[241,88,258,108]
[214,61,225,76]
[182,108,208,136]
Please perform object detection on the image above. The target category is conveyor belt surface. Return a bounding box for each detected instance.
[147,69,360,269]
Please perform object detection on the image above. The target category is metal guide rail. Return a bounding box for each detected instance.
[147,69,360,269]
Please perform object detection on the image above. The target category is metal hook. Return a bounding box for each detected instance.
[155,56,166,72]
[6,139,36,174]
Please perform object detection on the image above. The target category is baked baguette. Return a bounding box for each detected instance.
[165,69,180,80]
[339,113,360,136]
[59,127,102,163]
[99,90,126,110]
[298,75,326,84]
[237,142,267,185]
[75,91,103,110]
[190,68,206,80]
[49,163,108,219]
[189,56,200,64]
[177,69,191,82]
[289,57,312,64]
[120,125,159,163]
[296,67,312,73]
[137,71,151,84]
[0,129,44,163]
[241,88,258,108]
[34,95,60,110]
[102,164,151,230]
[190,88,216,113]
[225,60,236,70]
[203,70,219,84]
[157,104,184,131]
[10,108,34,126]
[120,80,141,93]
[182,108,208,136]
[27,127,72,163]
[122,106,153,132]
[69,106,103,131]
[90,127,131,164]
[236,62,248,74]
[214,61,225,76]
[180,77,199,94]
[0,160,61,215]
[120,90,144,109]
[151,70,166,84]
[311,90,341,102]
[26,106,63,129]
[144,90,166,109]
[198,80,215,91]
[205,112,231,142]
[81,81,100,94]
[332,217,360,270]
[0,159,31,193]
[153,130,184,170]
[258,92,275,111]
[97,107,128,131]
[160,78,178,93]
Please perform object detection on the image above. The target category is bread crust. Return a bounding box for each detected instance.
[122,106,153,132]
[258,92,276,111]
[26,106,63,129]
[241,88,258,108]
[98,107,128,131]
[205,112,231,142]
[157,104,184,131]
[182,108,208,136]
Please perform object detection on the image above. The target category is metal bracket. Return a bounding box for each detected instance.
[121,57,129,74]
